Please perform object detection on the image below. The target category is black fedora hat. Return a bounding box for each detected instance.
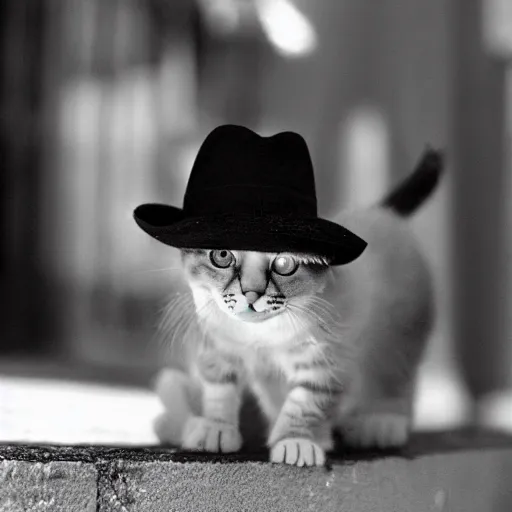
[133,125,367,265]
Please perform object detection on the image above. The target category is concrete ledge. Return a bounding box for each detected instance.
[0,460,97,512]
[1,429,512,511]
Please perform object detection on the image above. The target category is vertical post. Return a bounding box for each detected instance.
[0,0,49,353]
[451,0,511,412]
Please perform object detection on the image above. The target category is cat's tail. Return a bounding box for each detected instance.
[153,368,200,446]
[381,148,444,216]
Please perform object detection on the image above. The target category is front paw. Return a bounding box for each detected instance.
[270,438,326,467]
[182,416,242,453]
[341,413,410,449]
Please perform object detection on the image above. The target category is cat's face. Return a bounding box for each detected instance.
[181,249,331,324]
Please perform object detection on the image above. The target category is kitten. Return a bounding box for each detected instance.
[153,150,443,466]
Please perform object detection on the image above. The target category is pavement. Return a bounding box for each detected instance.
[1,429,512,512]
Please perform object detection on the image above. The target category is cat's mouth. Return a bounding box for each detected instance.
[235,305,284,323]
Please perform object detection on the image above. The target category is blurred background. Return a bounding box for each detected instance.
[1,0,512,446]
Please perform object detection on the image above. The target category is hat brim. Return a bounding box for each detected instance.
[133,204,367,266]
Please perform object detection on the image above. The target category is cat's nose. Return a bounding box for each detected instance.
[244,291,261,305]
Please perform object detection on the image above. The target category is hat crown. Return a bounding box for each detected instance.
[133,124,368,265]
[183,125,318,217]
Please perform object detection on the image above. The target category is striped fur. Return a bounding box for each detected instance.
[154,154,442,466]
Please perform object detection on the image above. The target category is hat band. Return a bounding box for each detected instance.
[184,184,317,217]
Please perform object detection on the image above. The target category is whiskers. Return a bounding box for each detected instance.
[293,296,358,379]
[134,266,183,274]
[287,295,349,345]
[152,291,213,362]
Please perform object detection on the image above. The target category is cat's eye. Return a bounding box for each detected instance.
[272,255,298,276]
[209,249,235,268]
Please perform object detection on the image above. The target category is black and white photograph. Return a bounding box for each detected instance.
[1,0,512,510]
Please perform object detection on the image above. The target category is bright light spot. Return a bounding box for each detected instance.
[340,105,389,208]
[414,371,470,430]
[0,376,163,445]
[477,390,512,433]
[256,0,317,57]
